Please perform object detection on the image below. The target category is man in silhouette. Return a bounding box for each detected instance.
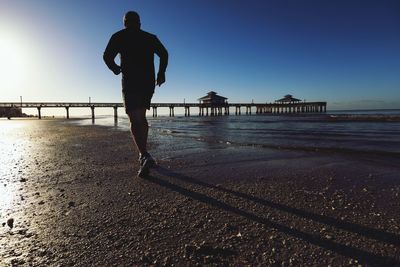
[104,11,168,177]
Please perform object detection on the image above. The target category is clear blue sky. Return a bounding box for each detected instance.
[1,0,399,110]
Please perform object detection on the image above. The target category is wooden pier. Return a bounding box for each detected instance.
[0,101,327,120]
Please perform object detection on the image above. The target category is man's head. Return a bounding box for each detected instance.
[124,11,141,29]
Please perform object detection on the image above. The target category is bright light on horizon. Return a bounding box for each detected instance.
[0,29,31,93]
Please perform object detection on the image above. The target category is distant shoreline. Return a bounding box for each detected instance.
[2,108,400,121]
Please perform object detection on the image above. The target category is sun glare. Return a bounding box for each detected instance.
[0,32,28,92]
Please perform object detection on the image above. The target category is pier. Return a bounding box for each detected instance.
[0,101,327,120]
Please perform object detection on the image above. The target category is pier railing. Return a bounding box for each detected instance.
[0,101,327,119]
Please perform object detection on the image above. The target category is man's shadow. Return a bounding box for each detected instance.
[143,166,399,267]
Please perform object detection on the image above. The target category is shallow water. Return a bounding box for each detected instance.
[69,109,400,156]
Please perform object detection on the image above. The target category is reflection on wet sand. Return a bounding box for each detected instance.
[0,185,15,212]
[0,121,27,214]
[0,120,39,264]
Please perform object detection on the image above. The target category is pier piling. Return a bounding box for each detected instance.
[184,106,191,117]
[37,107,41,119]
[113,106,118,120]
[90,106,95,121]
[169,106,174,117]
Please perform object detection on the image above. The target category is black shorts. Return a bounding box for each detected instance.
[121,74,155,113]
[122,90,154,113]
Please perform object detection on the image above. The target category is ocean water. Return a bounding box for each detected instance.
[70,109,400,156]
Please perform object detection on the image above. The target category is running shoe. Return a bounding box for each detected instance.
[137,153,156,178]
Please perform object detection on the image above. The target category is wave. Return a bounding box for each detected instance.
[327,115,400,122]
[160,133,400,159]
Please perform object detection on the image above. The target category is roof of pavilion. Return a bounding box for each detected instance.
[275,94,301,102]
[198,91,228,101]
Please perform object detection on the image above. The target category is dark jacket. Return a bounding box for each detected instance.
[103,28,168,92]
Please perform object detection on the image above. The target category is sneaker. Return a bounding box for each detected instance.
[139,152,156,167]
[137,153,156,178]
[139,154,145,166]
[137,164,150,178]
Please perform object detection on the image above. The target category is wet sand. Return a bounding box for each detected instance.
[1,119,399,266]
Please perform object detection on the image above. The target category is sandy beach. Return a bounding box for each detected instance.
[1,119,399,266]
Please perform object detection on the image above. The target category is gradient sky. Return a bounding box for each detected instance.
[1,0,399,111]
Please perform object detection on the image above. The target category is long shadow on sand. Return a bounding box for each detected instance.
[146,167,399,267]
[155,166,400,246]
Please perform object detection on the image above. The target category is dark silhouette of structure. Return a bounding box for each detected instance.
[275,94,301,103]
[0,97,327,119]
[198,91,228,105]
[0,106,27,119]
[197,91,229,116]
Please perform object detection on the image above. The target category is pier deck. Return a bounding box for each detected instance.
[0,101,327,119]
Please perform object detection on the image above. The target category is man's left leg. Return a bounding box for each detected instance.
[127,108,155,176]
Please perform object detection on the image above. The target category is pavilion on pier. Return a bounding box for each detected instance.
[198,91,228,105]
[275,94,302,104]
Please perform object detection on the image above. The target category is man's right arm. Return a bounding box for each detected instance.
[154,36,168,86]
[103,34,121,75]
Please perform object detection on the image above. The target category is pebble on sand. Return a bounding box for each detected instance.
[7,218,14,229]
